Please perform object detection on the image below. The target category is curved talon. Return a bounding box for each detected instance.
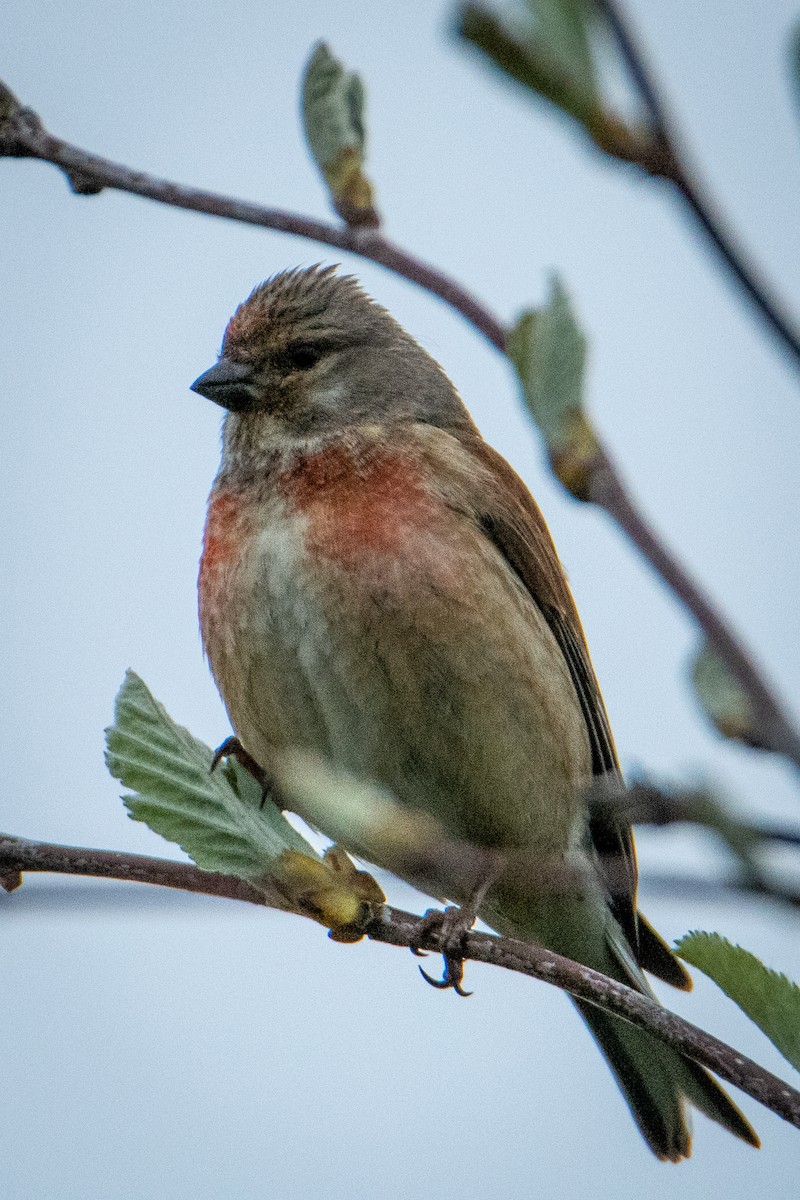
[210,736,241,773]
[410,905,474,997]
[210,736,278,809]
[419,960,473,998]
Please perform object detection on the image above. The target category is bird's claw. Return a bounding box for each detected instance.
[210,736,278,810]
[418,959,472,998]
[211,735,242,773]
[411,905,474,998]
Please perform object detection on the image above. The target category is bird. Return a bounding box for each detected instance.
[190,264,759,1161]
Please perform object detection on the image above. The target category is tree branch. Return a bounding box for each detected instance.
[589,452,800,769]
[593,0,800,367]
[0,83,504,352]
[2,832,799,1131]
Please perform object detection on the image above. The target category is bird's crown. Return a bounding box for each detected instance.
[222,264,394,360]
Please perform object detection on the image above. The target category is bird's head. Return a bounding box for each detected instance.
[191,265,472,444]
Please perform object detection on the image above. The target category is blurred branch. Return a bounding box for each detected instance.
[593,780,800,848]
[642,874,800,910]
[458,2,800,366]
[588,452,800,770]
[590,779,800,908]
[593,0,800,367]
[2,831,799,1131]
[3,75,800,768]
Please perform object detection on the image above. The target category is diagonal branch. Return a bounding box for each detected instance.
[2,832,799,1131]
[589,452,800,769]
[593,0,800,367]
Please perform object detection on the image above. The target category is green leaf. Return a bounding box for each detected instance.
[458,1,599,126]
[105,671,316,886]
[507,275,598,499]
[507,274,586,441]
[301,42,379,227]
[456,4,652,167]
[524,0,598,95]
[676,931,800,1072]
[691,642,761,749]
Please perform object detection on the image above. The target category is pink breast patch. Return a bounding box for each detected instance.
[277,444,436,569]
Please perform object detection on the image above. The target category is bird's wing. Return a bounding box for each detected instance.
[452,434,687,987]
[460,440,635,933]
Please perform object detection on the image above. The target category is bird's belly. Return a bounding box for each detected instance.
[201,501,591,863]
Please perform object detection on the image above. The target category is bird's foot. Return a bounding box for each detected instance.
[210,736,280,810]
[412,905,475,998]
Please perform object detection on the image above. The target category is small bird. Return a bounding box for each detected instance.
[191,265,758,1160]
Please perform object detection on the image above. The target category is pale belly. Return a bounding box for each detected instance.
[200,483,592,875]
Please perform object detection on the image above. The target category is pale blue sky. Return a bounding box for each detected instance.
[3,2,800,1197]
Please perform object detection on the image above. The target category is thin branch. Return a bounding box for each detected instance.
[593,0,800,367]
[2,833,799,1131]
[3,81,800,768]
[0,834,268,905]
[11,872,800,912]
[589,779,800,907]
[590,452,800,769]
[0,85,504,352]
[595,780,800,849]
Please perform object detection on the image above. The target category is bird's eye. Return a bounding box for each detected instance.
[284,343,322,371]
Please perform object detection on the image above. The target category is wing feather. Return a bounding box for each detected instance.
[459,435,688,985]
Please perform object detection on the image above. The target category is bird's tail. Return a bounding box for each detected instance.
[483,889,759,1160]
[573,995,758,1161]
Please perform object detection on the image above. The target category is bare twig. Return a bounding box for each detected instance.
[588,778,800,907]
[0,834,270,904]
[593,0,800,366]
[592,780,800,848]
[590,451,800,769]
[2,832,799,1130]
[13,872,800,912]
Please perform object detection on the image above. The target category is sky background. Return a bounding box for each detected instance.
[3,1,800,1196]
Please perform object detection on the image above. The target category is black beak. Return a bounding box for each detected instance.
[190,358,257,412]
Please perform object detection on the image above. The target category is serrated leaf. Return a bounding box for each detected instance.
[676,931,800,1072]
[691,642,761,748]
[507,276,598,498]
[301,42,378,227]
[105,671,316,885]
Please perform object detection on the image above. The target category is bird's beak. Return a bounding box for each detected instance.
[190,357,258,412]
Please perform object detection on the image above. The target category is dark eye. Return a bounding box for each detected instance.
[284,343,322,371]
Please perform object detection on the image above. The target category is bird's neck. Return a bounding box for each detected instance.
[217,414,397,494]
